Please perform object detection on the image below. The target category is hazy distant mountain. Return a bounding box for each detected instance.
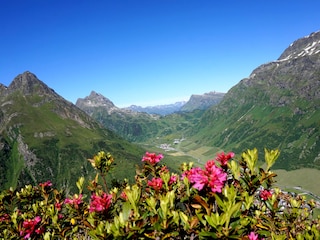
[0,72,143,191]
[126,101,186,115]
[124,91,225,115]
[191,31,320,170]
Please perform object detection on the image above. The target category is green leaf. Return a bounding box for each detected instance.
[242,148,258,173]
[264,148,280,171]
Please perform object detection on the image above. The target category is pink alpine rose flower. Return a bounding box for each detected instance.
[248,231,259,240]
[207,165,227,193]
[89,192,112,213]
[169,174,178,185]
[148,177,163,191]
[20,216,42,239]
[39,180,52,188]
[205,160,216,172]
[142,152,163,165]
[186,167,209,191]
[64,194,83,209]
[184,163,227,193]
[215,151,235,166]
[55,201,62,211]
[260,189,272,200]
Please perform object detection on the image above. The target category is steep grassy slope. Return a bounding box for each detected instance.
[190,32,320,170]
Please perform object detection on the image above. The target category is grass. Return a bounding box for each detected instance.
[4,142,25,189]
[274,168,320,196]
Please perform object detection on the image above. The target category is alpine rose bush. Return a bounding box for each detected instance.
[0,148,319,239]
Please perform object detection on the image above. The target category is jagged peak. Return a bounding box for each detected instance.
[7,71,55,96]
[10,71,39,86]
[88,90,101,98]
[76,91,116,109]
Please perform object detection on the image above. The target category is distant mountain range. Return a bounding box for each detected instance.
[122,91,225,115]
[76,90,225,116]
[1,30,320,193]
[125,101,186,115]
[75,90,224,142]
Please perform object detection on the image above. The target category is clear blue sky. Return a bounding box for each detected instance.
[1,1,319,107]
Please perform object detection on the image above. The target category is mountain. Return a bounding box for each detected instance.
[75,91,119,115]
[76,92,205,143]
[181,91,225,112]
[76,91,162,142]
[76,89,223,143]
[191,31,320,170]
[126,101,186,115]
[124,91,225,115]
[0,72,144,192]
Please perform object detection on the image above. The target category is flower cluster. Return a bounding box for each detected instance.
[183,165,227,193]
[19,216,43,239]
[147,177,163,191]
[215,151,235,166]
[89,192,112,213]
[64,194,83,209]
[169,174,178,185]
[260,189,273,200]
[142,152,163,165]
[1,148,319,239]
[182,152,233,193]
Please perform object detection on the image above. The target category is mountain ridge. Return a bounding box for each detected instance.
[190,30,320,170]
[0,72,144,192]
[125,101,186,115]
[77,90,225,116]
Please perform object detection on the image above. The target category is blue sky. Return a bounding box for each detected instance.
[1,1,320,107]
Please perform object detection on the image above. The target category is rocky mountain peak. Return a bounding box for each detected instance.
[89,91,115,107]
[75,91,119,116]
[76,91,115,108]
[277,31,320,62]
[7,71,55,96]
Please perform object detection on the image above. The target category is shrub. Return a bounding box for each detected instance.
[0,148,319,239]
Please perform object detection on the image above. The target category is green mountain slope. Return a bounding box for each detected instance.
[191,31,320,170]
[0,72,144,192]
